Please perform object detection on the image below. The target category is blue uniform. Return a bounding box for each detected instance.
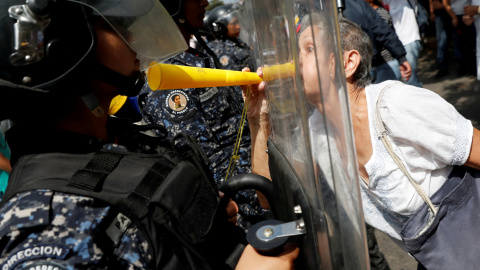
[138,50,267,226]
[0,122,156,270]
[0,190,151,270]
[208,38,254,71]
[0,118,249,269]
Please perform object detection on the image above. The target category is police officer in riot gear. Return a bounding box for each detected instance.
[0,0,299,268]
[139,0,268,229]
[0,0,195,267]
[0,0,187,163]
[207,5,255,71]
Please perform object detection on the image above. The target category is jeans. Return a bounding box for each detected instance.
[386,59,402,81]
[371,59,401,83]
[404,40,423,87]
[371,62,395,83]
[475,15,480,80]
[451,15,476,74]
[435,15,449,71]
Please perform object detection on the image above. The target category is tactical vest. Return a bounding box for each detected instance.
[0,134,246,269]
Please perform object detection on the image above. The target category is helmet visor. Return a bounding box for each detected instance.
[69,0,187,70]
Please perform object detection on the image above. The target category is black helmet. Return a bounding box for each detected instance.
[159,0,183,21]
[199,10,214,41]
[207,4,239,39]
[0,0,94,90]
[0,0,186,121]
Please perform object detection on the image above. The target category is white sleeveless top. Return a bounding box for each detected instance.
[361,81,473,247]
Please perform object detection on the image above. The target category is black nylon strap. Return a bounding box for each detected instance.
[118,160,174,219]
[68,151,124,191]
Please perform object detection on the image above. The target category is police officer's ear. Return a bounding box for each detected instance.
[343,50,361,81]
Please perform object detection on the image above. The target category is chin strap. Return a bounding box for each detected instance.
[183,22,221,69]
[81,92,105,118]
[194,32,221,69]
[82,65,145,117]
[94,65,145,97]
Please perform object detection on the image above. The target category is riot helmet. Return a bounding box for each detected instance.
[0,0,187,120]
[159,0,183,21]
[207,4,241,39]
[199,10,214,41]
[159,0,223,68]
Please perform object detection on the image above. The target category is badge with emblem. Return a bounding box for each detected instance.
[220,55,230,66]
[166,90,190,115]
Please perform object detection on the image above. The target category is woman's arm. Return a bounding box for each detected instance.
[241,67,271,209]
[236,243,299,270]
[464,128,480,170]
[442,0,458,27]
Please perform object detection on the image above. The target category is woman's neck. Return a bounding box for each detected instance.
[347,82,367,110]
[347,83,372,181]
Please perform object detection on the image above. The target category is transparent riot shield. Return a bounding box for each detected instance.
[234,0,261,70]
[244,0,369,268]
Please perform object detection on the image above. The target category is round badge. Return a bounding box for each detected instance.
[220,55,230,66]
[166,90,190,115]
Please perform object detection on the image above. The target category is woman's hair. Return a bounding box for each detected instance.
[298,14,372,91]
[338,18,372,91]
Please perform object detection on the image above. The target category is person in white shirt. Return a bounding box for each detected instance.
[244,16,480,262]
[382,0,423,87]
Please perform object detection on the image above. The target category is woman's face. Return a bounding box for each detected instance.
[183,0,209,30]
[226,17,241,39]
[298,25,333,105]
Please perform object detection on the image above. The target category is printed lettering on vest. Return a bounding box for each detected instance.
[1,245,69,270]
[25,261,67,270]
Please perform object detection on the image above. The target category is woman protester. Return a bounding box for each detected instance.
[244,15,480,269]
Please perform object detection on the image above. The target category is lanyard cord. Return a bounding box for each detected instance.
[225,86,251,180]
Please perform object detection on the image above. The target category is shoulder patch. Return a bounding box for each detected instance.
[220,55,230,66]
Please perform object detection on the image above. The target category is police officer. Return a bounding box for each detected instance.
[0,0,298,268]
[207,5,255,71]
[139,0,268,229]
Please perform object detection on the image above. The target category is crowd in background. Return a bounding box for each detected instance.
[366,0,479,86]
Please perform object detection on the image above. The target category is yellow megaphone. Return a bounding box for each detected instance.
[262,63,295,82]
[147,62,295,91]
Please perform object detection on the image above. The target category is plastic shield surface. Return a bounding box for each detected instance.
[70,0,187,70]
[245,0,368,268]
[236,0,261,70]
